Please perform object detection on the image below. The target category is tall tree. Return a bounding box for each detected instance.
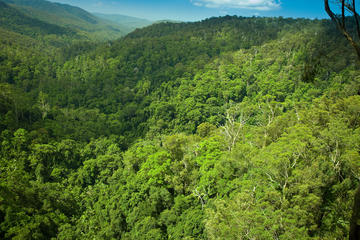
[325,1,360,238]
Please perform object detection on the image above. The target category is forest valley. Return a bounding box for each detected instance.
[1,0,360,239]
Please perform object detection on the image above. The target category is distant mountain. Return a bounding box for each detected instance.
[3,0,98,24]
[93,13,153,33]
[2,0,127,40]
[0,0,74,37]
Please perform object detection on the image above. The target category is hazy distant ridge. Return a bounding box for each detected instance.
[93,12,153,32]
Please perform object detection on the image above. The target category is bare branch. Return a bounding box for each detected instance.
[352,0,360,39]
[342,0,346,29]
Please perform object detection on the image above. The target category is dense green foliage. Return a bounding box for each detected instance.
[1,2,360,238]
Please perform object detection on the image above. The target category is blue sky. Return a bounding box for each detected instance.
[49,0,328,21]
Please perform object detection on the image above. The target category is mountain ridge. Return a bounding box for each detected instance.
[0,0,76,37]
[2,0,128,40]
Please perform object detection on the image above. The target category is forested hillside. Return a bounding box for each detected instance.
[1,0,129,40]
[1,4,360,239]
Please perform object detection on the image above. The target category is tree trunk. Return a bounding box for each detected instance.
[350,185,360,240]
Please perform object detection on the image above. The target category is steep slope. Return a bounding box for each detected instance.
[2,0,126,40]
[3,16,355,139]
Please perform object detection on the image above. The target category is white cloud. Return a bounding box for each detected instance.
[190,0,281,11]
[193,2,204,7]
